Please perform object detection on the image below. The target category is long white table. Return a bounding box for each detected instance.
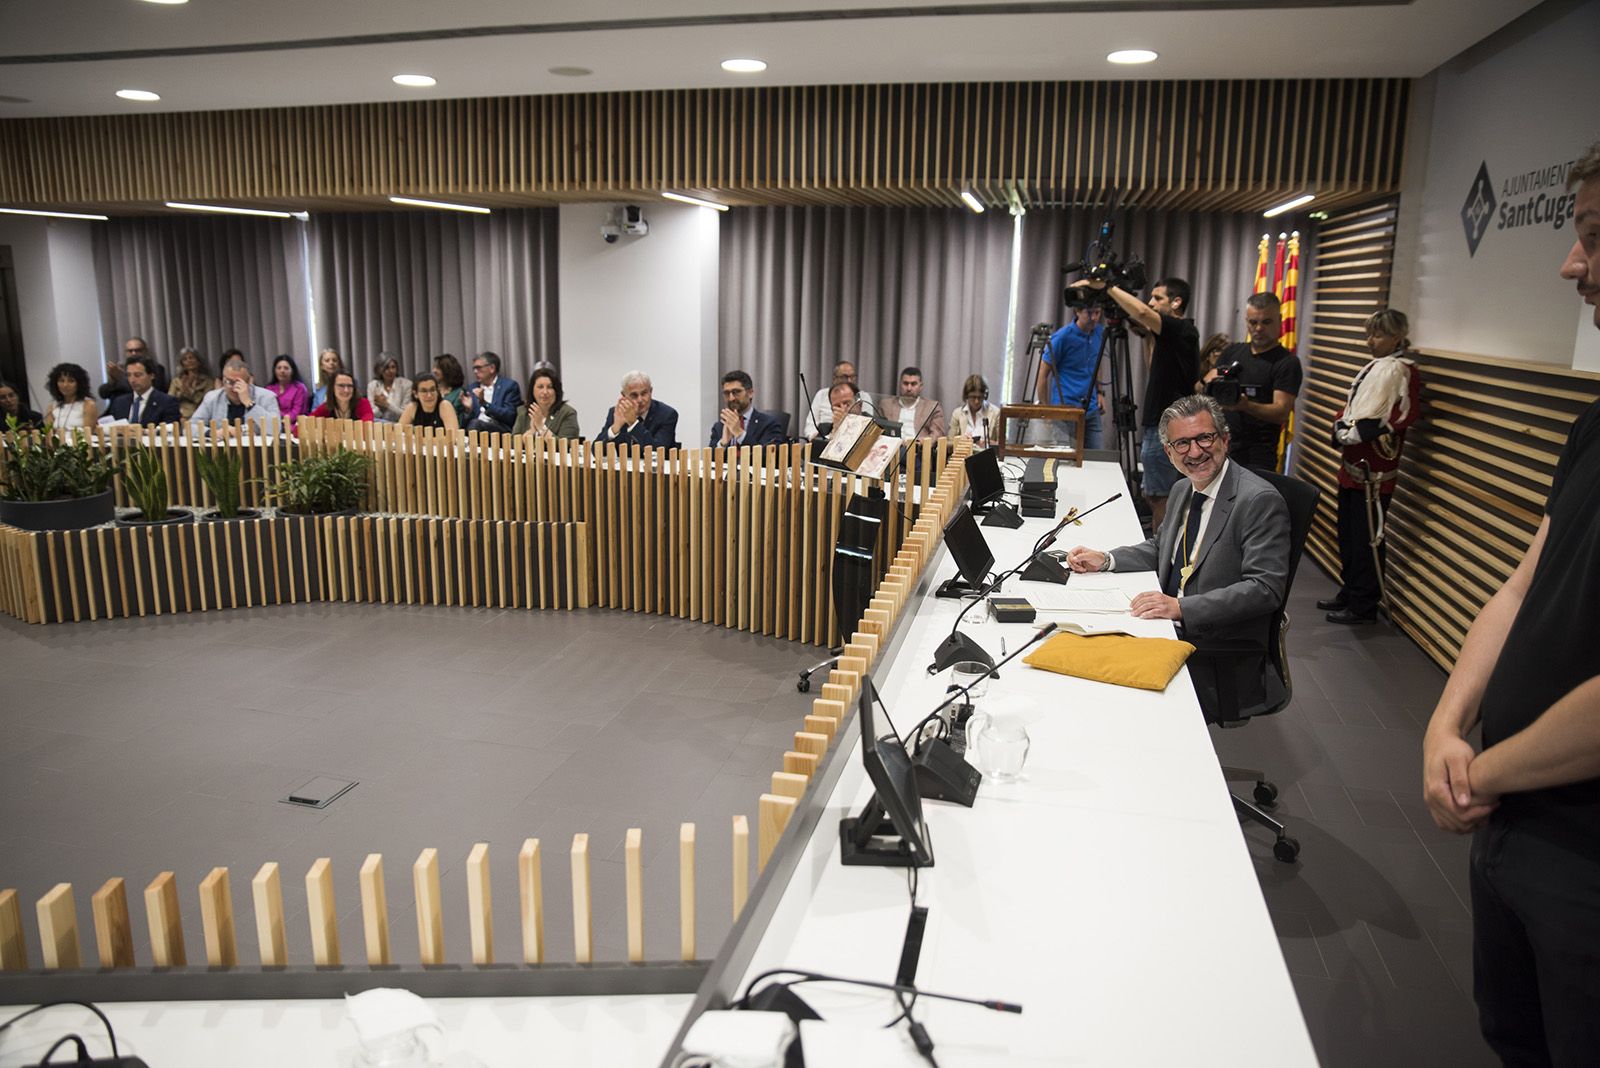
[727,461,1317,1066]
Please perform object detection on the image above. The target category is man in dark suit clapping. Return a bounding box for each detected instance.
[709,370,786,447]
[597,371,679,449]
[104,355,182,425]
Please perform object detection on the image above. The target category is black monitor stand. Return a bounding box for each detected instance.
[840,795,934,867]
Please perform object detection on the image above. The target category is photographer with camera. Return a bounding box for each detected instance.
[1077,275,1199,527]
[1202,292,1302,470]
[1036,302,1105,449]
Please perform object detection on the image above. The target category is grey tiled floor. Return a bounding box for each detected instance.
[0,603,819,967]
[1211,564,1497,1067]
[1,577,1497,1064]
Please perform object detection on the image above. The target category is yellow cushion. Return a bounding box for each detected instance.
[1023,631,1195,692]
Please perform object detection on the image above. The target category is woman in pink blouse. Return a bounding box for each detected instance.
[266,354,311,426]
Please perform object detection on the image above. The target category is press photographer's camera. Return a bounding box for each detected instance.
[1204,363,1269,407]
[1061,216,1147,309]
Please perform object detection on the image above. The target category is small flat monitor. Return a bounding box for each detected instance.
[942,503,994,590]
[839,675,934,867]
[965,447,1005,510]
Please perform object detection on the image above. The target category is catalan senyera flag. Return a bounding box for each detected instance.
[1270,231,1287,300]
[1281,231,1300,353]
[1253,234,1270,295]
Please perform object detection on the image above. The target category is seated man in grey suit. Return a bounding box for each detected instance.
[190,357,281,430]
[1066,392,1290,714]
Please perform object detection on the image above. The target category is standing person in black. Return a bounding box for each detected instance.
[1204,291,1301,471]
[1090,275,1200,528]
[1422,141,1600,1066]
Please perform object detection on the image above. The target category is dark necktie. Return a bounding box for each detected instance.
[1162,490,1207,597]
[130,395,142,423]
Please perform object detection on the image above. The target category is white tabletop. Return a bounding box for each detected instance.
[733,461,1317,1066]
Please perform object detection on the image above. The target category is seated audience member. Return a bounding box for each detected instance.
[596,371,679,449]
[45,362,99,431]
[1193,332,1231,393]
[709,370,786,447]
[266,355,311,426]
[948,373,1001,446]
[309,371,375,421]
[398,372,461,431]
[1064,393,1289,714]
[368,354,412,423]
[168,348,216,421]
[803,360,878,438]
[512,367,581,439]
[888,366,947,439]
[311,348,343,410]
[462,351,522,433]
[100,336,169,400]
[190,358,281,428]
[0,380,44,428]
[433,354,469,424]
[104,355,181,425]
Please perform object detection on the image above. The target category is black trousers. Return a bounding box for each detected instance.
[1336,486,1391,614]
[1471,815,1600,1066]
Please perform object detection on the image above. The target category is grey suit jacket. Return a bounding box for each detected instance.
[189,384,282,429]
[1110,460,1290,643]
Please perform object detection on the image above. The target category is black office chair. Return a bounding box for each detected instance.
[775,410,793,440]
[1188,470,1320,864]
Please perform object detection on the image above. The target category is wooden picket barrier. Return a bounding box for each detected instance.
[1,422,953,646]
[0,820,746,998]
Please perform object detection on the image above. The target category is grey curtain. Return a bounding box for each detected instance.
[1014,209,1309,417]
[309,208,560,384]
[93,216,310,379]
[719,206,1015,420]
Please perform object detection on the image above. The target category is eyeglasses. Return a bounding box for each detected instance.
[472,363,489,371]
[721,387,748,398]
[1165,431,1221,453]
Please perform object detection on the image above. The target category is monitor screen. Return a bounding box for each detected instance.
[856,675,932,864]
[942,503,994,589]
[965,447,1005,509]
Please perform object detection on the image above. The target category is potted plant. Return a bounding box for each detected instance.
[267,447,373,516]
[0,418,124,531]
[195,449,261,521]
[116,446,193,526]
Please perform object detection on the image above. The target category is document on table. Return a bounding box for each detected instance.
[1029,585,1131,614]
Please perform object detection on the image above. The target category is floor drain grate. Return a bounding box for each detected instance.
[282,776,358,809]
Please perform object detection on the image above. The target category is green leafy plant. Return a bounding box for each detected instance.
[0,417,124,502]
[195,448,246,518]
[268,447,373,515]
[122,446,171,521]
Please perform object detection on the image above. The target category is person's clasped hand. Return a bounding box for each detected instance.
[1422,729,1498,834]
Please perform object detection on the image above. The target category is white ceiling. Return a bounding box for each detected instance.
[0,0,1542,119]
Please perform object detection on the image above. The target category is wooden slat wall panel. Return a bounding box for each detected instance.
[4,424,950,644]
[0,80,1407,213]
[1295,216,1600,669]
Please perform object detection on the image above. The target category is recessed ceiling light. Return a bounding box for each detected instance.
[1107,49,1159,65]
[389,195,491,215]
[392,74,437,88]
[1263,193,1315,218]
[662,192,730,212]
[959,191,986,214]
[0,207,110,221]
[116,89,161,102]
[166,201,296,218]
[548,66,593,78]
[720,59,767,74]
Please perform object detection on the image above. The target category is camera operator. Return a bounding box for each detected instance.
[1036,302,1106,449]
[1202,291,1301,470]
[1080,275,1199,526]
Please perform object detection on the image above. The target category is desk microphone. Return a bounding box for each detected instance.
[912,622,1059,806]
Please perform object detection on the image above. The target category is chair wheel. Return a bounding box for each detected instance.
[1273,836,1301,863]
[1254,781,1279,806]
[796,678,811,693]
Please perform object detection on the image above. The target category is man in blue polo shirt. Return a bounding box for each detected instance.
[1037,302,1105,449]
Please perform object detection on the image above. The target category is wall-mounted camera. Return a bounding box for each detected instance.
[602,204,648,244]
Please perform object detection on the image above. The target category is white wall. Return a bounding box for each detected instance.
[0,215,103,411]
[1398,0,1600,369]
[558,202,720,444]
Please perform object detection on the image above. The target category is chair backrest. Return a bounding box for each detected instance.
[1253,470,1321,699]
[776,410,793,439]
